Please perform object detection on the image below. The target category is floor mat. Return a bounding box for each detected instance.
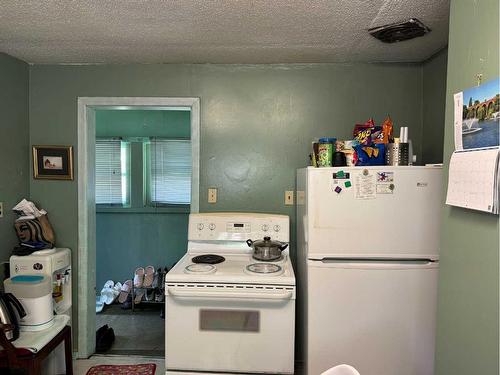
[86,363,156,375]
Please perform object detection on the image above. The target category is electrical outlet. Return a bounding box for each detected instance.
[0,202,3,218]
[285,191,294,205]
[208,188,217,203]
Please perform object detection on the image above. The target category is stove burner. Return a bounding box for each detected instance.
[185,263,216,274]
[246,263,282,274]
[192,254,225,264]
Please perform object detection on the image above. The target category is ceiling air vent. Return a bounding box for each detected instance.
[369,18,431,43]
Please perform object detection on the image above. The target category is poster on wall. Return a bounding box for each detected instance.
[454,77,500,151]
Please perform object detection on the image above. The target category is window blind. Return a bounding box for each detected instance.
[150,139,191,205]
[95,139,128,205]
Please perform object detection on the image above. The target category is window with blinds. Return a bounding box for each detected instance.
[149,138,191,205]
[95,138,130,206]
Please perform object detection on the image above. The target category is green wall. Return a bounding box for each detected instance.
[0,53,29,263]
[95,109,190,138]
[96,213,188,288]
[422,49,448,164]
[435,1,499,374]
[29,62,426,347]
[95,109,191,288]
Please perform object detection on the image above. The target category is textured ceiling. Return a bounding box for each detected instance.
[0,0,449,64]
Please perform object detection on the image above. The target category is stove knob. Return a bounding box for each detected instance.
[261,224,269,232]
[197,223,204,231]
[273,224,281,232]
[209,223,216,231]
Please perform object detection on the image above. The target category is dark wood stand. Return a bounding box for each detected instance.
[0,323,73,375]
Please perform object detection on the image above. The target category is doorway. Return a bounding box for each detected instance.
[77,97,200,358]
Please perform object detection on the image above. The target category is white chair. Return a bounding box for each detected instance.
[320,364,361,375]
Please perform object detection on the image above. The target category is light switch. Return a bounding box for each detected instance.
[208,188,217,203]
[285,191,294,205]
[0,202,3,218]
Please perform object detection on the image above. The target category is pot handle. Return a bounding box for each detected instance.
[279,243,289,251]
[246,239,253,247]
[5,293,26,319]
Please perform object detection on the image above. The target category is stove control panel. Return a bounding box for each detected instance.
[226,222,251,233]
[188,213,289,242]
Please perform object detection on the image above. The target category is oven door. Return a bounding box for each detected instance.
[165,286,295,374]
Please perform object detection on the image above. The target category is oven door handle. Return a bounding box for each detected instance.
[167,288,293,300]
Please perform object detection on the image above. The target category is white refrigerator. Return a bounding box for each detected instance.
[296,166,442,375]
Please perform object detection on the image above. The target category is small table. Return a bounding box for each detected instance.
[0,315,73,375]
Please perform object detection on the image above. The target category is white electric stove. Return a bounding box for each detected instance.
[165,213,295,375]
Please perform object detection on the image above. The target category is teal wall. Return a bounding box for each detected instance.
[96,213,188,288]
[435,1,499,374]
[0,53,29,262]
[29,62,427,347]
[95,109,190,138]
[422,49,448,164]
[95,109,191,288]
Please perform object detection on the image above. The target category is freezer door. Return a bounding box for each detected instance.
[306,259,438,375]
[306,167,442,259]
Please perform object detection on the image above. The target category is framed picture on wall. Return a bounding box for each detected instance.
[32,145,74,180]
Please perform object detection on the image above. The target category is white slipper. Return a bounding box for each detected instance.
[103,280,114,289]
[96,295,104,313]
[101,290,114,305]
[143,266,155,287]
[111,282,122,302]
[101,280,116,305]
[134,267,145,288]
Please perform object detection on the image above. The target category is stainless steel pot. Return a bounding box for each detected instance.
[246,236,289,262]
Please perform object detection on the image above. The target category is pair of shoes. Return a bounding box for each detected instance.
[153,267,169,302]
[134,266,155,288]
[100,280,122,305]
[134,288,146,304]
[152,266,167,286]
[152,267,162,289]
[118,280,132,303]
[96,324,115,353]
[158,266,169,289]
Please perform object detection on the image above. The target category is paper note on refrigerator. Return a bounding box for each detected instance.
[355,172,376,199]
[445,148,499,214]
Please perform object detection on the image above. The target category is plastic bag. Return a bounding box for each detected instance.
[14,214,55,249]
[354,144,386,166]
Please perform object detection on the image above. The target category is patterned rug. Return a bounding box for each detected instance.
[86,363,156,375]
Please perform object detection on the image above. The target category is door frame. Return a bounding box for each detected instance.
[77,97,200,358]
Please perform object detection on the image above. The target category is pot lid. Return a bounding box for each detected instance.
[251,236,283,248]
